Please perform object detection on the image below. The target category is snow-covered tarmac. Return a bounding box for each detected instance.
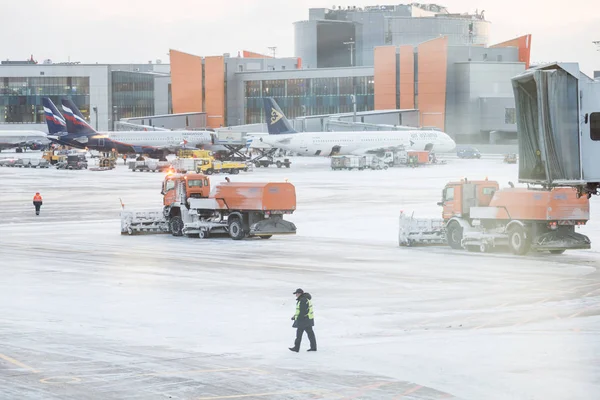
[1,152,599,399]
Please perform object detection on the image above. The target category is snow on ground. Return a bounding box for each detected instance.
[1,151,599,400]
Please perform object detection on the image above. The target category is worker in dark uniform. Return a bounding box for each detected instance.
[33,192,43,216]
[289,288,317,352]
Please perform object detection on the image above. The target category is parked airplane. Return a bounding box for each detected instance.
[250,98,456,156]
[43,98,215,159]
[0,131,49,152]
[43,98,87,149]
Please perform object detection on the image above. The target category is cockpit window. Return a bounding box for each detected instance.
[444,187,455,201]
[165,180,175,191]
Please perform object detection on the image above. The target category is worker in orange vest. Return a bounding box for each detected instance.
[33,192,43,215]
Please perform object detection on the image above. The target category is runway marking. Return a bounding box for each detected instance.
[583,287,600,297]
[340,381,395,399]
[532,298,551,305]
[392,384,423,399]
[40,376,81,384]
[571,282,600,291]
[513,318,532,327]
[141,367,267,377]
[568,310,583,319]
[197,389,328,399]
[0,353,40,373]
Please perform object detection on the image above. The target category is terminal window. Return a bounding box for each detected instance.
[505,108,516,124]
[590,113,600,141]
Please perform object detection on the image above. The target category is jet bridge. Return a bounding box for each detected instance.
[512,62,600,197]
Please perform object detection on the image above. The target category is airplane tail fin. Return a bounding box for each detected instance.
[262,97,297,135]
[61,99,96,135]
[42,98,68,135]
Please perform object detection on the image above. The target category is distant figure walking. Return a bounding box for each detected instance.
[289,288,317,352]
[33,192,43,216]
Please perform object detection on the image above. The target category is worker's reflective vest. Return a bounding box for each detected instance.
[294,298,314,320]
[33,195,42,202]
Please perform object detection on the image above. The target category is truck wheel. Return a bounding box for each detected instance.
[232,169,239,175]
[169,216,184,237]
[549,249,565,255]
[276,161,282,168]
[228,219,246,240]
[199,229,209,239]
[446,221,463,250]
[254,162,260,168]
[508,226,530,255]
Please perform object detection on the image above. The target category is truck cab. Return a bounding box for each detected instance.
[439,179,499,220]
[162,173,211,207]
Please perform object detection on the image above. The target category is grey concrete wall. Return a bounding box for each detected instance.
[452,62,524,140]
[479,97,518,132]
[444,46,520,139]
[349,12,386,66]
[294,21,318,69]
[387,17,490,48]
[153,75,171,116]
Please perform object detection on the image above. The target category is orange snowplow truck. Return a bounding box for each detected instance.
[161,173,297,240]
[399,178,591,255]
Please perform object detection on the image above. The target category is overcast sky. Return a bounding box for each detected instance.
[3,0,598,75]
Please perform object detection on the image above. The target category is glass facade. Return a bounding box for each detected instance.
[0,77,90,123]
[111,71,154,120]
[245,76,374,124]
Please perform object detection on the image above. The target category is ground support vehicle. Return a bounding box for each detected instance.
[504,154,517,164]
[365,156,388,170]
[330,155,367,170]
[457,147,481,159]
[171,158,201,173]
[196,158,248,175]
[331,155,388,171]
[398,179,591,255]
[56,155,88,170]
[12,158,50,168]
[177,149,214,159]
[0,159,18,167]
[43,150,66,165]
[249,147,291,168]
[95,151,118,170]
[128,160,171,172]
[121,173,297,240]
[380,150,434,168]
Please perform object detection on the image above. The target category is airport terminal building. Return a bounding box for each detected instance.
[0,60,171,132]
[0,3,533,143]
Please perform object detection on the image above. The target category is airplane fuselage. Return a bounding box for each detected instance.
[253,130,456,156]
[61,131,214,154]
[0,131,49,150]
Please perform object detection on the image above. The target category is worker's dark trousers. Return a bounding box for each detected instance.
[34,203,41,215]
[294,326,317,350]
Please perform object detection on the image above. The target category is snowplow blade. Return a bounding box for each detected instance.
[249,215,296,236]
[121,211,169,235]
[532,230,591,251]
[398,213,446,246]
